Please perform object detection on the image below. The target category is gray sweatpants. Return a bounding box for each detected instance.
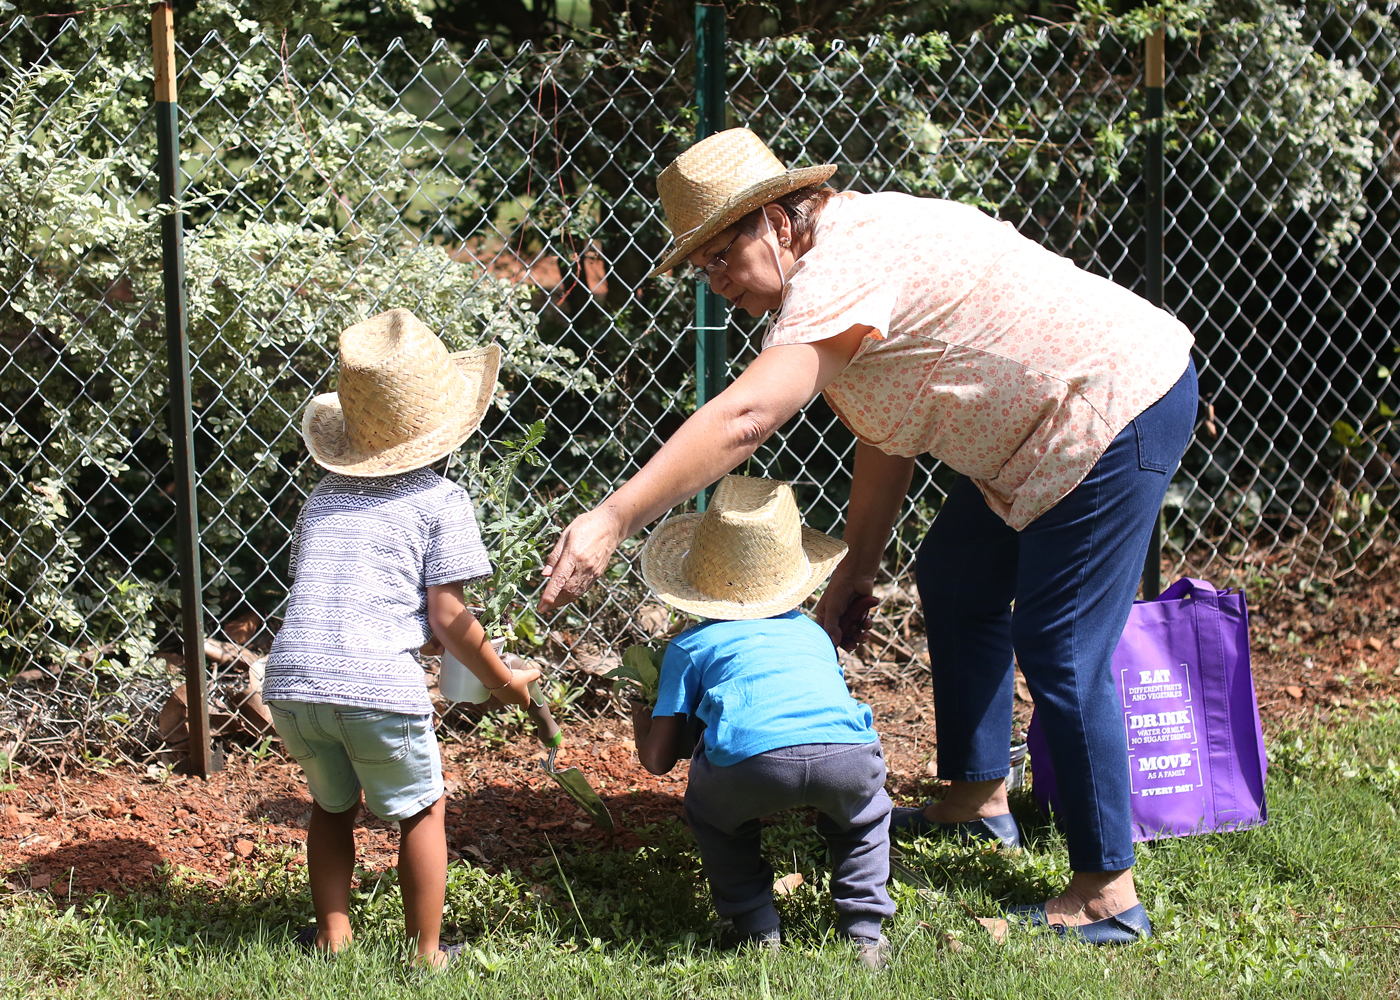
[684,740,895,941]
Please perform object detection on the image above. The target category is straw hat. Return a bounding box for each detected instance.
[649,128,837,278]
[641,475,848,620]
[301,308,500,477]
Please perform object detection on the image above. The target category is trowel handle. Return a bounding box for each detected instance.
[525,680,563,748]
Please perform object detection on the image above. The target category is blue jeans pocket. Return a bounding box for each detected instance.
[1133,416,1173,472]
[1134,359,1198,473]
[269,703,315,761]
[336,709,411,764]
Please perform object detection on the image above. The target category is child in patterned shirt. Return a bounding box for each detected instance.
[264,309,537,968]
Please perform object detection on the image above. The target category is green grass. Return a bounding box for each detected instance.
[4,706,1400,998]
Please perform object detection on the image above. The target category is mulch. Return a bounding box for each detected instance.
[3,565,1398,899]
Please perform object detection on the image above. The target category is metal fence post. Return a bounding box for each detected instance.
[1142,25,1166,601]
[694,3,728,511]
[152,1,216,776]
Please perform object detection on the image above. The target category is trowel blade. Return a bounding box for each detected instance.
[544,760,615,833]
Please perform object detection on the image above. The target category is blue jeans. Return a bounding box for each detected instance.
[917,359,1197,872]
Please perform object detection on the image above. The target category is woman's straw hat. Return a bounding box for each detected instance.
[301,308,500,477]
[649,128,837,278]
[641,475,847,620]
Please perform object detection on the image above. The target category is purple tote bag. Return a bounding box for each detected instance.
[1027,578,1268,841]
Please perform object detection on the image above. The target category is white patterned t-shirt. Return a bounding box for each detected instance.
[264,469,491,714]
[763,191,1194,529]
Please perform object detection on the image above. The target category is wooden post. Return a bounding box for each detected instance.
[152,1,217,776]
[1142,25,1166,601]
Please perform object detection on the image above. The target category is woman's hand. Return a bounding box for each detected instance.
[538,507,625,614]
[814,564,877,649]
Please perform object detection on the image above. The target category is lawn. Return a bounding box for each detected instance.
[3,706,1398,998]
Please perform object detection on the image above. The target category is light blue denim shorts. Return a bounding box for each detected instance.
[267,701,443,822]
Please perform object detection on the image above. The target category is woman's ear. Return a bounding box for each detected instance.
[765,203,793,247]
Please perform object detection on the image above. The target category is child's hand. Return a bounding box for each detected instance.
[630,698,653,745]
[419,636,444,657]
[490,653,541,707]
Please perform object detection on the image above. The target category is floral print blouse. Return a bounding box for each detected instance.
[762,192,1194,529]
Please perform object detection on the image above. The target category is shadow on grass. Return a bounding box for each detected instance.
[445,781,687,863]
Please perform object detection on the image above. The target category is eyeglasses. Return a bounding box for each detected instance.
[692,233,739,284]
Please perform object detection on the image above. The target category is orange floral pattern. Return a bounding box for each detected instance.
[763,192,1194,529]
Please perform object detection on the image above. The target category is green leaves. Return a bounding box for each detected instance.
[607,642,665,706]
[1,15,576,681]
[465,420,565,642]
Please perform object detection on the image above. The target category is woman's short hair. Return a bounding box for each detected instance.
[738,184,838,243]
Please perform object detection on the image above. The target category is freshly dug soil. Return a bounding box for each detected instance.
[3,568,1398,898]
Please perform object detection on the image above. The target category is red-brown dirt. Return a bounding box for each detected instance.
[3,568,1399,899]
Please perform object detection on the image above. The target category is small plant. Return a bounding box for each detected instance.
[608,643,666,707]
[464,420,566,646]
[248,735,278,763]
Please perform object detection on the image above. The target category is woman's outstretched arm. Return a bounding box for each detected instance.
[539,323,869,613]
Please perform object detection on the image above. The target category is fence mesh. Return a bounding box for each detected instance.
[1,6,1396,762]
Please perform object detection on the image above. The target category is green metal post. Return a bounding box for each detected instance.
[152,2,217,776]
[694,3,728,511]
[1142,26,1165,601]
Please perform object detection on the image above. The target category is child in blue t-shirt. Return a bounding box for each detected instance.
[632,476,894,967]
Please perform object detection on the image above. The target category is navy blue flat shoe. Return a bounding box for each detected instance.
[1005,902,1152,945]
[889,804,1021,849]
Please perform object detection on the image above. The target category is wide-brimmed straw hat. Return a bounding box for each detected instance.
[301,308,500,477]
[649,128,837,278]
[641,475,848,620]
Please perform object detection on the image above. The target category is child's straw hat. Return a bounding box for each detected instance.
[641,475,847,620]
[301,308,500,477]
[649,129,837,278]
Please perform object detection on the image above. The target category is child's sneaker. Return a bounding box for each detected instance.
[719,925,781,955]
[851,934,891,972]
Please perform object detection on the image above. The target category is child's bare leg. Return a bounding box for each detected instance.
[308,798,360,952]
[398,794,448,965]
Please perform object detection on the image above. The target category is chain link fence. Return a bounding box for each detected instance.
[2,6,1397,763]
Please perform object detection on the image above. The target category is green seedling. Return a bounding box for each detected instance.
[608,643,666,707]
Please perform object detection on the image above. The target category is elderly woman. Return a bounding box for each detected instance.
[540,129,1195,943]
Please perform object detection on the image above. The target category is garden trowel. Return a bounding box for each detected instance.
[524,682,615,833]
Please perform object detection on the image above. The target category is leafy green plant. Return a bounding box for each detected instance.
[1325,348,1399,564]
[463,420,566,645]
[606,643,665,707]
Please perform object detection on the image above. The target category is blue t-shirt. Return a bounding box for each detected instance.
[654,609,878,767]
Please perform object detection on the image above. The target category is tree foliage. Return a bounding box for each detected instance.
[0,0,1395,754]
[0,2,583,673]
